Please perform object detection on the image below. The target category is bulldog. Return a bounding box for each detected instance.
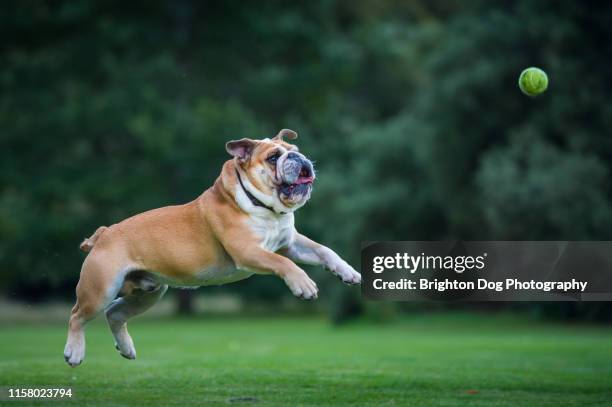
[64,129,361,367]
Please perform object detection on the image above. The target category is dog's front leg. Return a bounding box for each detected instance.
[281,233,361,285]
[227,244,319,300]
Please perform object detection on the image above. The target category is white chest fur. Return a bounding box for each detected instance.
[234,182,295,252]
[248,211,295,252]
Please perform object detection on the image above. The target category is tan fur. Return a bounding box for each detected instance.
[69,163,252,319]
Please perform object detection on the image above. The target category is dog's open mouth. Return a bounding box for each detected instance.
[296,168,314,184]
[281,169,314,195]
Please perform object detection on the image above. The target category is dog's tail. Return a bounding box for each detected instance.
[79,226,108,253]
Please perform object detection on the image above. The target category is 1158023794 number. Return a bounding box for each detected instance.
[5,388,73,399]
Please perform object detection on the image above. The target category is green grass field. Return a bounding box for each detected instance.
[1,313,611,406]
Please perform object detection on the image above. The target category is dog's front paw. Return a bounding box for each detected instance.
[283,272,318,300]
[329,261,361,285]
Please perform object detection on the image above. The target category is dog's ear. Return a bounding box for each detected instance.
[226,138,257,163]
[273,129,298,142]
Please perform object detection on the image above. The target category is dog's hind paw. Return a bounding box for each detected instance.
[63,343,84,368]
[114,341,136,360]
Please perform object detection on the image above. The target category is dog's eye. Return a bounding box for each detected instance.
[267,152,280,164]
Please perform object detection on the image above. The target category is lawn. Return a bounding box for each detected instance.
[1,313,611,406]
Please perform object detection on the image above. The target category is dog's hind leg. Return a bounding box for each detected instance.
[64,254,128,367]
[105,279,168,360]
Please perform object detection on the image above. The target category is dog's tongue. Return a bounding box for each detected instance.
[295,176,314,184]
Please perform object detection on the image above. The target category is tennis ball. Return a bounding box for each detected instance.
[518,67,548,96]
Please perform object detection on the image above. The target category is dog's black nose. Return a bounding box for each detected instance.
[287,152,313,177]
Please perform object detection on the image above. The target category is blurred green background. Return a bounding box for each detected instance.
[2,0,612,322]
[3,2,612,405]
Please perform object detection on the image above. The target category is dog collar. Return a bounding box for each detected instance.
[235,170,285,215]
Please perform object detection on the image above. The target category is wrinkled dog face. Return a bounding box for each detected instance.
[226,129,315,212]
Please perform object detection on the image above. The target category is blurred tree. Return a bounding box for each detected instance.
[2,0,612,321]
[476,131,612,239]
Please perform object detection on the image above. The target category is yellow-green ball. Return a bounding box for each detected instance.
[518,67,548,96]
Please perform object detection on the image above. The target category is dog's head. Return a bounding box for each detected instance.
[226,129,315,213]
